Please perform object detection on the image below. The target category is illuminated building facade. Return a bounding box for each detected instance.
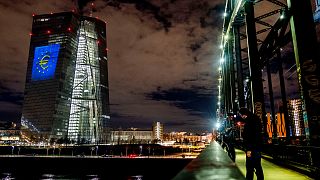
[152,122,163,141]
[288,99,305,137]
[21,12,109,144]
[110,129,153,144]
[163,132,213,145]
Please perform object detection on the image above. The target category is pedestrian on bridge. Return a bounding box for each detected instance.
[221,113,236,162]
[239,107,264,180]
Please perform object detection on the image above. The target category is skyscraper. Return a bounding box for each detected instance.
[152,122,164,141]
[21,12,110,144]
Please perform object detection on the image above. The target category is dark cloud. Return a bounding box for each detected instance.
[146,88,216,119]
[77,0,92,12]
[0,92,23,106]
[0,0,224,133]
[200,4,225,28]
[0,111,21,123]
[0,81,24,106]
[0,81,23,123]
[109,114,155,130]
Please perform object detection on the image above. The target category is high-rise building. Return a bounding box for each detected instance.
[21,12,110,144]
[152,122,163,141]
[288,99,305,137]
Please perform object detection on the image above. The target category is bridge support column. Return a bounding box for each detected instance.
[266,60,277,140]
[234,25,245,110]
[277,51,291,141]
[288,0,320,146]
[244,1,267,139]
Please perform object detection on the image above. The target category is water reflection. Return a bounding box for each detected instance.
[1,173,144,180]
[127,175,143,180]
[40,173,80,180]
[1,173,14,180]
[85,174,100,180]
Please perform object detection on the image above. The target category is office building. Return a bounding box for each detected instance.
[110,128,153,144]
[21,12,109,144]
[152,122,164,141]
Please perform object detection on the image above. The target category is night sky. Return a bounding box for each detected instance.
[0,0,318,133]
[0,0,224,133]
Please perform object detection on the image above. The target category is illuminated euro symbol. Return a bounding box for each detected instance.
[39,54,50,69]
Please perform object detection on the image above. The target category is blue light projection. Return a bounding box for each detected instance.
[31,44,60,81]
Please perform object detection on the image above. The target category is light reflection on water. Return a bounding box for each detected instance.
[1,173,143,180]
[1,173,14,180]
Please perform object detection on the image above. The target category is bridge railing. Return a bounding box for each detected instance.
[172,141,245,180]
[261,143,320,178]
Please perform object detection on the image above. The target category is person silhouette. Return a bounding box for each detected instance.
[239,107,264,180]
[221,113,236,162]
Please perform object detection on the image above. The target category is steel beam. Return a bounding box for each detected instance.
[288,0,320,146]
[244,1,267,140]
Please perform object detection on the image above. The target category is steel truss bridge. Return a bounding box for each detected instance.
[216,0,320,174]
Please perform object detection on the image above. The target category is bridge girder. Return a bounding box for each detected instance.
[218,0,320,146]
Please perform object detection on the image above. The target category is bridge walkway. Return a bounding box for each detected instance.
[235,149,312,180]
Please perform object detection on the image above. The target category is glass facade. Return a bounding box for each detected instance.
[288,99,305,137]
[110,130,153,144]
[68,19,103,144]
[152,122,164,141]
[21,12,109,144]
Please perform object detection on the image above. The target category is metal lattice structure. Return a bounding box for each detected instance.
[218,0,320,146]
